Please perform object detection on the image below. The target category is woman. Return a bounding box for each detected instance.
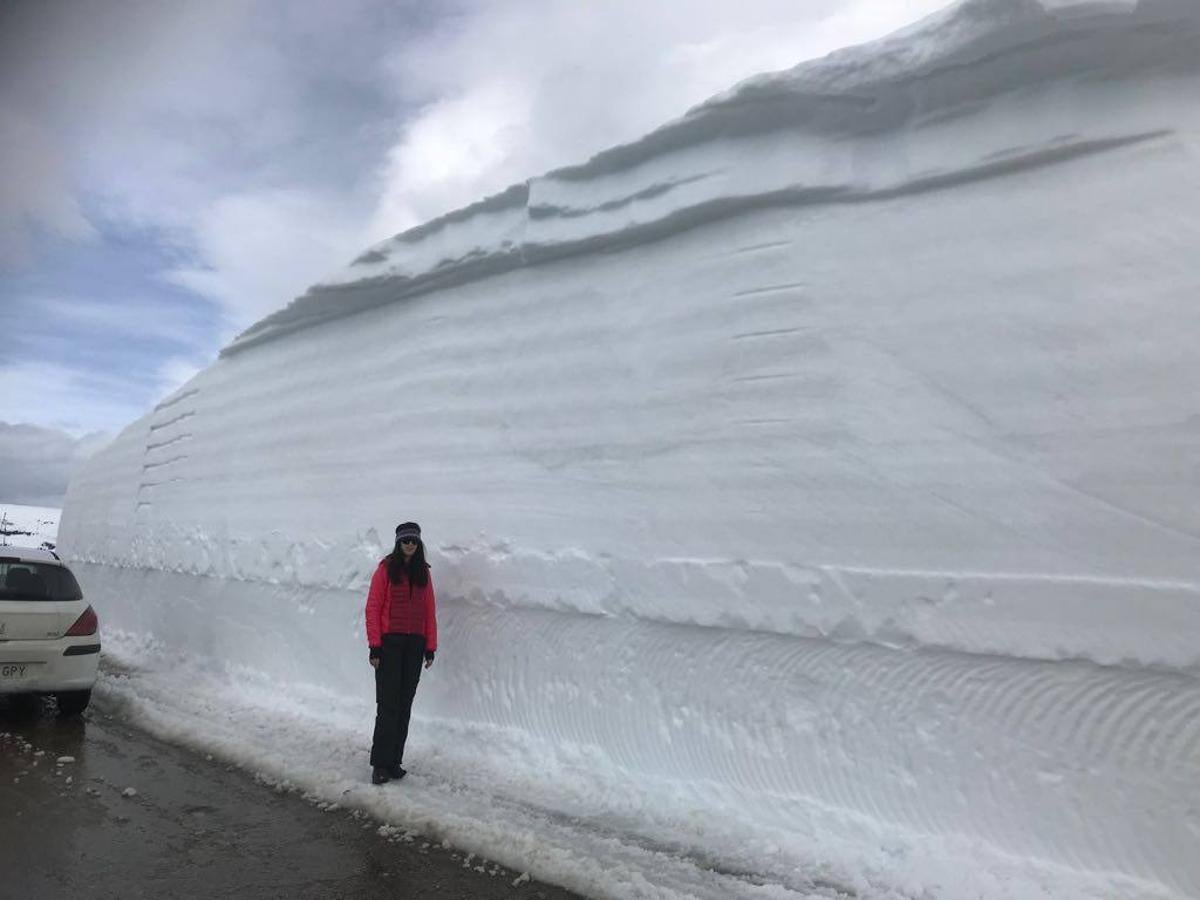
[365,521,437,785]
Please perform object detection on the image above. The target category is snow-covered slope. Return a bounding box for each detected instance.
[61,1,1200,897]
[0,504,60,549]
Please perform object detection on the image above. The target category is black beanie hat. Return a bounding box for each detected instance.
[395,521,421,541]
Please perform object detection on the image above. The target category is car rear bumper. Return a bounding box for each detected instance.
[0,637,100,693]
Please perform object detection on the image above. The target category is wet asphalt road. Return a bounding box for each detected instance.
[0,694,584,900]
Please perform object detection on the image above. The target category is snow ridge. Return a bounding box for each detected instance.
[225,0,1199,353]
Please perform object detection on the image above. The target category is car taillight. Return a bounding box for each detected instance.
[66,605,98,637]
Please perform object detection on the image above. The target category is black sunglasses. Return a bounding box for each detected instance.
[398,536,420,545]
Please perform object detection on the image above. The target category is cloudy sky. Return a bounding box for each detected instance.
[0,0,950,506]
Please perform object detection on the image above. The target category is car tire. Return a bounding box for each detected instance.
[55,690,91,717]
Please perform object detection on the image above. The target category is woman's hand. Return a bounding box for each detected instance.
[424,657,434,670]
[370,657,380,669]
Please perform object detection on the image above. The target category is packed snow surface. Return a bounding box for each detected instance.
[61,1,1200,898]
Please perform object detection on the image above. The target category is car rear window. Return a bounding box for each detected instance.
[0,560,83,602]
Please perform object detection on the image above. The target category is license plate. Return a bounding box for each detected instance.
[1,663,40,680]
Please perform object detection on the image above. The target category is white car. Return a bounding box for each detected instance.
[0,547,100,715]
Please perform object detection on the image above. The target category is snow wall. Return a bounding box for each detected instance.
[61,1,1200,897]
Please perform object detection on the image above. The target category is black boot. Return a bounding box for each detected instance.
[388,765,407,780]
[371,766,390,785]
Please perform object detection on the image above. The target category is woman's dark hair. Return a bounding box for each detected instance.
[387,539,429,586]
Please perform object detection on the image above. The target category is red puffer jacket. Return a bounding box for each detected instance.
[365,559,438,652]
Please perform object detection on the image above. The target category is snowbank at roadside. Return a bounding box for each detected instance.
[97,630,1180,900]
[61,1,1200,897]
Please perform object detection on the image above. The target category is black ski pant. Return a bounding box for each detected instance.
[370,632,426,768]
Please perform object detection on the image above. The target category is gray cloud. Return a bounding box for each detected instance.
[1,0,433,329]
[0,422,109,507]
[0,109,95,266]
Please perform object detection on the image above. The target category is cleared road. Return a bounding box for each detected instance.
[0,694,583,900]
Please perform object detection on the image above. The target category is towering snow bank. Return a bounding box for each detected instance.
[61,1,1200,897]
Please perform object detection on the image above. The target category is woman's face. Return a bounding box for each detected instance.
[398,537,419,559]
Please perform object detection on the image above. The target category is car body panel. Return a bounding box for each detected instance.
[0,636,100,693]
[0,600,70,640]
